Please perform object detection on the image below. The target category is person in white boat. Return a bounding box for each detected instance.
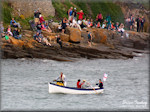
[54,72,67,86]
[81,80,90,89]
[96,79,104,89]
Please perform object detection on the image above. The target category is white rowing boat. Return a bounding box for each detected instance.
[48,82,104,94]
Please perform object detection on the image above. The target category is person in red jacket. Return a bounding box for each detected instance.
[39,14,45,24]
[77,10,84,20]
[77,79,81,88]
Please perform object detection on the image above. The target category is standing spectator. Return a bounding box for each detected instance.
[56,34,62,48]
[97,12,103,23]
[13,28,22,39]
[129,14,135,30]
[140,16,145,32]
[0,21,5,38]
[68,7,73,22]
[136,15,141,32]
[77,10,84,20]
[61,17,68,33]
[72,8,77,21]
[106,14,111,30]
[87,31,92,47]
[10,18,21,28]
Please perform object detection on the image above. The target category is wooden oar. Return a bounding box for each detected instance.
[87,82,98,94]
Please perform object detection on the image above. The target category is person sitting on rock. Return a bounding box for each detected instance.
[36,21,42,34]
[10,18,21,28]
[5,32,11,43]
[96,22,101,28]
[70,19,82,31]
[111,22,115,31]
[6,25,13,36]
[118,23,125,38]
[42,36,51,46]
[44,22,52,33]
[0,21,5,38]
[41,23,52,33]
[55,34,62,48]
[39,14,45,24]
[13,28,22,39]
[33,32,42,42]
[102,20,107,29]
[115,22,119,31]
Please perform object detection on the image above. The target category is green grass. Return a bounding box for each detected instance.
[2,2,12,24]
[52,1,124,23]
[88,2,124,23]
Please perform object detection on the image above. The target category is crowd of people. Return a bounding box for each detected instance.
[0,6,146,48]
[0,18,22,43]
[125,14,145,32]
[59,7,146,40]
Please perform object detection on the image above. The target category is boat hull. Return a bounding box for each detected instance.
[48,83,104,94]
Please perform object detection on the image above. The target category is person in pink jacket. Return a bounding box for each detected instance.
[77,10,84,20]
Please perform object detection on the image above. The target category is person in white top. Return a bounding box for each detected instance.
[55,72,67,86]
[118,23,125,38]
[70,19,82,31]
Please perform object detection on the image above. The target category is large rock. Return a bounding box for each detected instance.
[60,33,69,42]
[9,37,24,47]
[66,27,81,43]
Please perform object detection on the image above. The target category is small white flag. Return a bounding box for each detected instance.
[103,73,108,81]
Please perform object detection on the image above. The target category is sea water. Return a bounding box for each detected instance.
[1,54,149,111]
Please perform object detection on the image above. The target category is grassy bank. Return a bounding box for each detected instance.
[52,0,124,23]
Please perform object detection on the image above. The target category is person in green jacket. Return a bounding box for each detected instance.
[5,32,11,43]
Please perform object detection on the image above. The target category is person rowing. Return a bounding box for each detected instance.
[77,79,81,88]
[96,79,104,89]
[53,72,67,86]
[81,80,90,89]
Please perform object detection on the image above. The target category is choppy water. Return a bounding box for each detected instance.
[1,54,149,111]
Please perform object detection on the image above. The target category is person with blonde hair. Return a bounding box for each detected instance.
[77,10,84,20]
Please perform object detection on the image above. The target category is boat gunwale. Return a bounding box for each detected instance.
[49,82,103,91]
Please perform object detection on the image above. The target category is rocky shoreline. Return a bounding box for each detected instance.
[1,27,149,61]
